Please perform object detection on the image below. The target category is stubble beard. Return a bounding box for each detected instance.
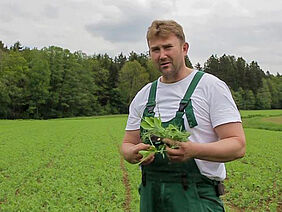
[159,62,181,81]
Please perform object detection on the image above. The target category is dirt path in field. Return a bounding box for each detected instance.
[262,116,282,124]
[120,155,132,212]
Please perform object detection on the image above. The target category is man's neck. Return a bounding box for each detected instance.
[160,67,193,83]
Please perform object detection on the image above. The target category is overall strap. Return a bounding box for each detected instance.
[142,80,158,117]
[176,71,205,128]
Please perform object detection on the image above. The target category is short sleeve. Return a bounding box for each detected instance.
[125,83,151,130]
[208,77,241,128]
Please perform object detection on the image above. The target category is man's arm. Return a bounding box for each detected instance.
[121,130,155,164]
[165,122,246,162]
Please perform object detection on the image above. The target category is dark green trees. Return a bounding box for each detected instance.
[0,40,281,119]
[204,54,280,110]
[118,60,149,107]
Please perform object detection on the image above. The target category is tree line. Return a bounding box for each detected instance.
[0,41,281,119]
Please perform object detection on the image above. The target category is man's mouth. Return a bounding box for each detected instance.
[160,61,171,67]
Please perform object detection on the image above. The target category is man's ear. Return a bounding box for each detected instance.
[183,42,189,53]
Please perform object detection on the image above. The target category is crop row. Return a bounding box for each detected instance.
[0,117,128,211]
[223,128,281,211]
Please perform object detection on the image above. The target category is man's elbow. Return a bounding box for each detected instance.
[236,147,246,159]
[236,137,246,159]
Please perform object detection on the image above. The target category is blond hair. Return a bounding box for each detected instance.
[146,20,185,44]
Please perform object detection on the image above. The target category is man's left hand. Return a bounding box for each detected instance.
[163,138,195,162]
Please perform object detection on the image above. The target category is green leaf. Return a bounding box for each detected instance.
[140,121,153,130]
[137,146,157,165]
[144,117,155,127]
[153,117,162,128]
[139,150,151,158]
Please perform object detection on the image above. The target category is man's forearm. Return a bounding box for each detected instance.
[121,142,135,163]
[166,122,246,163]
[193,122,246,162]
[190,137,245,162]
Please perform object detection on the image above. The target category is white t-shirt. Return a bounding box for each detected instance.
[125,70,241,181]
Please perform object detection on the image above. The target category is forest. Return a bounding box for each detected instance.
[0,41,281,119]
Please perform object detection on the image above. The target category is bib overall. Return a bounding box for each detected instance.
[139,71,225,212]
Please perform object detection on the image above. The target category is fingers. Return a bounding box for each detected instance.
[162,138,181,147]
[168,155,183,162]
[167,154,185,162]
[141,154,155,165]
[166,146,182,156]
[134,143,151,153]
[166,146,185,162]
[130,140,188,164]
[130,143,152,164]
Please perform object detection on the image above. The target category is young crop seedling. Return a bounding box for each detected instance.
[138,116,190,164]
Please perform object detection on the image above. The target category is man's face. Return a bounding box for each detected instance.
[148,34,187,79]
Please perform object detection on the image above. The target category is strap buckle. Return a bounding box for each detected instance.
[146,102,156,114]
[147,105,155,114]
[178,100,189,112]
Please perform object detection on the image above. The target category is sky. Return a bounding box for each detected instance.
[0,0,282,75]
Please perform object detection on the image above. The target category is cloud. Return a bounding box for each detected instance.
[174,1,282,74]
[0,0,281,74]
[85,17,148,43]
[43,5,59,19]
[85,0,174,43]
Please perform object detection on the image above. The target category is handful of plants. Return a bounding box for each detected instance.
[137,116,190,165]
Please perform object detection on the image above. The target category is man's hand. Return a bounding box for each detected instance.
[164,138,194,162]
[126,143,153,164]
[121,130,155,165]
[139,149,155,165]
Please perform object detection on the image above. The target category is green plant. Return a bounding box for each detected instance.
[138,116,190,163]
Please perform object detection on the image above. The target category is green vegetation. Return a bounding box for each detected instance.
[0,110,281,211]
[1,41,281,119]
[240,110,282,131]
[224,128,281,211]
[141,116,190,142]
[240,109,282,119]
[0,116,128,211]
[223,110,282,211]
[138,116,190,163]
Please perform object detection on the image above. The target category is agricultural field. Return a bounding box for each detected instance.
[0,110,281,211]
[0,115,128,211]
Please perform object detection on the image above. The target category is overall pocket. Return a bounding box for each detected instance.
[196,183,225,212]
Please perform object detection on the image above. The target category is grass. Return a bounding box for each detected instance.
[240,109,282,119]
[0,117,127,211]
[0,110,281,211]
[224,110,282,211]
[224,128,281,211]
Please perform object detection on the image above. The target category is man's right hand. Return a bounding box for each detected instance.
[121,130,156,165]
[124,143,153,164]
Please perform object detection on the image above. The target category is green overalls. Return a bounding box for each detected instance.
[140,71,225,212]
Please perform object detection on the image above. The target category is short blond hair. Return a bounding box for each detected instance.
[146,20,185,44]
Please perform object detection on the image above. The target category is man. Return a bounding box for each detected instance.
[121,20,246,212]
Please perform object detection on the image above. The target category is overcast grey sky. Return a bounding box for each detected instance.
[0,0,281,75]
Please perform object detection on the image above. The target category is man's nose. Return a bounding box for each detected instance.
[159,49,167,60]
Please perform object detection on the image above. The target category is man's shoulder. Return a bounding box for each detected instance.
[199,72,227,88]
[130,81,155,107]
[192,72,232,99]
[201,72,221,82]
[136,81,155,96]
